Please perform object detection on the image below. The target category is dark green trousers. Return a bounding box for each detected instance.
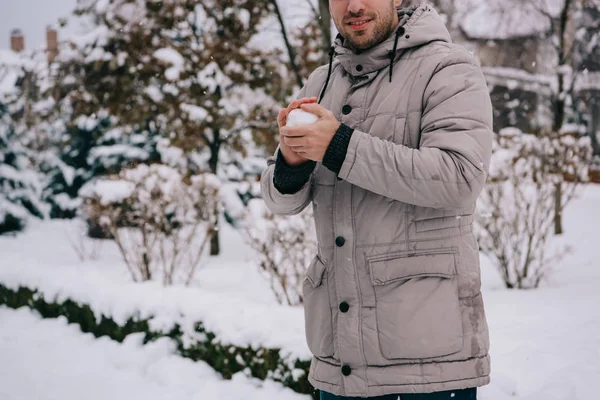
[320,388,477,400]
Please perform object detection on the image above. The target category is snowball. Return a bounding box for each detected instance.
[286,109,318,127]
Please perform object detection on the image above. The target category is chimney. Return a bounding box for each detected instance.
[10,28,25,52]
[46,26,58,63]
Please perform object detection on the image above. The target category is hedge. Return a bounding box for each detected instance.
[0,283,317,399]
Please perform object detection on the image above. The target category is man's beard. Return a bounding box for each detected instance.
[341,5,397,51]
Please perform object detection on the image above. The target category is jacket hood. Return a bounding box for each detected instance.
[333,3,452,77]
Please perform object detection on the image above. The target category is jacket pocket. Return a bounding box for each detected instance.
[413,205,475,233]
[367,247,464,360]
[302,255,335,358]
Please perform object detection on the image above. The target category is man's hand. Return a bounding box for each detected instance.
[277,97,318,166]
[280,103,341,162]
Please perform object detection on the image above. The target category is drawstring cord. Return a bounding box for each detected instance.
[318,27,406,101]
[387,27,405,83]
[318,46,335,104]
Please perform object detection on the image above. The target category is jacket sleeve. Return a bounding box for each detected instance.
[260,67,327,216]
[331,54,493,209]
[260,146,315,216]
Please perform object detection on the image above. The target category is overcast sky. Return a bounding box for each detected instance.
[1,0,78,50]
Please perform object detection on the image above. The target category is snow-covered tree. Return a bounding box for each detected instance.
[0,98,48,234]
[55,0,292,254]
[0,47,61,232]
[0,37,86,222]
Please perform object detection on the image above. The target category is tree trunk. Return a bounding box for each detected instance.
[318,0,332,64]
[554,180,564,235]
[209,210,220,256]
[552,0,572,236]
[553,73,565,236]
[208,132,221,256]
[590,96,600,154]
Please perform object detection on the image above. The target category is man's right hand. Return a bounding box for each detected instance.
[277,97,318,166]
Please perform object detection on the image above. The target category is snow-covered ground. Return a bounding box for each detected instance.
[0,215,309,359]
[0,306,308,400]
[1,184,599,400]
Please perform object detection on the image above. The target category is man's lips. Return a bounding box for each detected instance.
[347,19,372,31]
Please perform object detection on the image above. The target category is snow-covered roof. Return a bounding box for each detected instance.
[575,71,600,91]
[461,0,565,40]
[481,66,600,94]
[482,66,555,96]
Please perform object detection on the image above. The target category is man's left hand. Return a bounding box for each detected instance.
[279,103,341,162]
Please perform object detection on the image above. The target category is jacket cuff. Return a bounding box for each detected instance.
[273,150,316,194]
[323,123,354,175]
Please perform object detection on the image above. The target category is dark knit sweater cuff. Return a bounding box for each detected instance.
[323,123,354,175]
[273,150,316,194]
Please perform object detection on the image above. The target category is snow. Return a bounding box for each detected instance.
[52,192,82,210]
[87,144,149,164]
[0,307,309,400]
[481,67,554,86]
[498,127,523,137]
[95,0,109,14]
[153,48,185,81]
[79,179,135,205]
[84,47,113,63]
[154,48,184,67]
[0,50,23,96]
[0,164,31,185]
[474,184,600,399]
[180,103,209,121]
[145,85,164,102]
[1,184,600,397]
[197,62,232,93]
[0,197,29,222]
[286,109,318,126]
[575,71,600,91]
[220,183,247,222]
[0,215,308,356]
[461,0,565,39]
[560,123,587,135]
[156,139,186,168]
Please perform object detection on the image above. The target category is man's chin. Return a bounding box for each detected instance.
[347,37,376,51]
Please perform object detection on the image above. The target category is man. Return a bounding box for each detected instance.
[261,1,492,399]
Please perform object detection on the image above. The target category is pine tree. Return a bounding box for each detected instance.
[0,39,86,222]
[0,48,56,233]
[0,96,48,234]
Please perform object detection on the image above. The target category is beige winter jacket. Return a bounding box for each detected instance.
[261,3,493,397]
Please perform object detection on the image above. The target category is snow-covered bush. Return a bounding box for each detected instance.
[476,128,592,289]
[241,200,316,306]
[0,283,313,397]
[80,164,219,285]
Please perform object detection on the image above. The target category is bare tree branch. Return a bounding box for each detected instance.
[268,0,304,88]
